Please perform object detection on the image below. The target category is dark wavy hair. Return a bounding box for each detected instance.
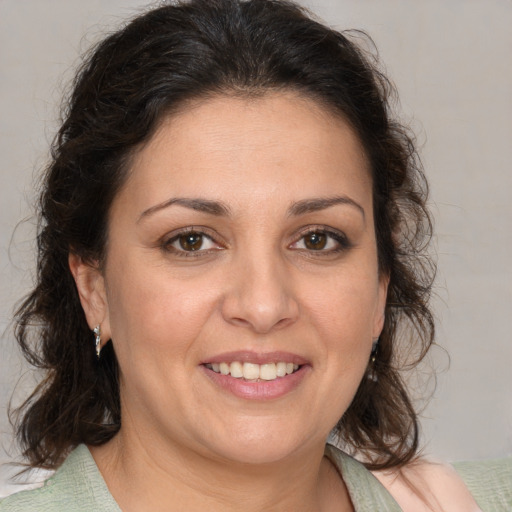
[13,0,434,471]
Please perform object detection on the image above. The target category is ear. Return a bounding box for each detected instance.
[69,252,111,342]
[373,272,390,339]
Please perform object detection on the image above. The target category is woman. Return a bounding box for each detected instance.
[1,0,508,510]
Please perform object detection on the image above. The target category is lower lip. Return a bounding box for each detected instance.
[201,365,310,400]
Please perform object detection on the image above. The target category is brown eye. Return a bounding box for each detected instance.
[289,228,350,254]
[164,230,220,255]
[303,232,327,250]
[178,233,204,251]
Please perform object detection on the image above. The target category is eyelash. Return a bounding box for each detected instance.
[161,227,223,258]
[161,226,352,258]
[290,227,352,255]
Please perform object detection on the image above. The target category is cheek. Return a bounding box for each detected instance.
[301,268,380,377]
[104,258,220,361]
[305,272,380,334]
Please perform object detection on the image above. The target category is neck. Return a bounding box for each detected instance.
[90,430,352,512]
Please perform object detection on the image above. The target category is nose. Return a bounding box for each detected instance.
[221,252,299,334]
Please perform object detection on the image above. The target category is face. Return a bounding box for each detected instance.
[74,92,387,465]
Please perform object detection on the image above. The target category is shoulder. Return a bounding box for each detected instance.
[372,459,483,512]
[324,444,403,510]
[0,445,121,512]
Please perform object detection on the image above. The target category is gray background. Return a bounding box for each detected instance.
[1,0,511,495]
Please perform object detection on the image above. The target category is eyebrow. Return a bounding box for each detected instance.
[138,197,231,222]
[138,194,365,222]
[288,196,365,221]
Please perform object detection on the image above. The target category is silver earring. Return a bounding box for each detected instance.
[368,338,378,382]
[93,325,101,359]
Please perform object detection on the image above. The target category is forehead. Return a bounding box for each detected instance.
[117,91,372,216]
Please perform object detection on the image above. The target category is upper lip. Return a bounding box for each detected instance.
[201,350,310,366]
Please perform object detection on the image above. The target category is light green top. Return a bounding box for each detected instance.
[452,457,512,511]
[1,444,510,511]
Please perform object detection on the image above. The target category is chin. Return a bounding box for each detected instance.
[200,421,320,466]
[216,441,301,465]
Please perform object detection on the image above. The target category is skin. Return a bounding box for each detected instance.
[70,91,388,512]
[373,461,482,511]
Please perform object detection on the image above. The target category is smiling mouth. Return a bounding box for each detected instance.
[204,361,301,382]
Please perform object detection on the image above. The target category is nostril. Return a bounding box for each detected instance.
[274,317,295,329]
[229,317,253,328]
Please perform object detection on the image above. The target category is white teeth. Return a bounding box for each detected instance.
[230,361,243,378]
[260,363,277,380]
[276,362,287,377]
[208,361,301,381]
[243,362,260,380]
